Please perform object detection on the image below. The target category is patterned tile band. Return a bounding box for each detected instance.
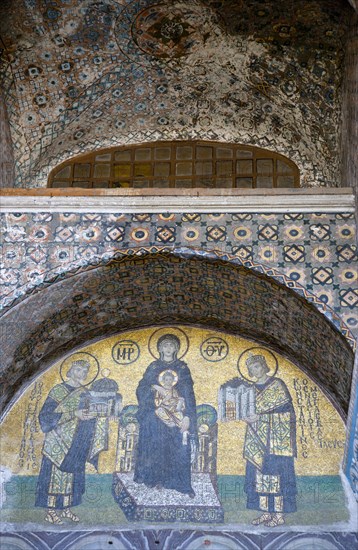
[1,212,356,344]
[1,251,354,419]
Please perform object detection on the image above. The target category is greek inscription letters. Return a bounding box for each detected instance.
[200,337,228,362]
[117,344,135,362]
[112,340,140,365]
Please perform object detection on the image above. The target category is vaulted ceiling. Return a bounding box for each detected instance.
[0,0,354,187]
[0,252,353,417]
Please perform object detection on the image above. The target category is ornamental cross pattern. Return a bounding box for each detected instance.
[309,224,331,241]
[339,289,358,308]
[283,245,306,264]
[336,244,357,262]
[155,226,176,243]
[106,226,126,242]
[312,267,334,285]
[206,226,227,242]
[54,227,75,242]
[232,246,253,261]
[258,224,279,241]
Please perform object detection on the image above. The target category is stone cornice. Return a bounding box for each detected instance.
[0,188,355,213]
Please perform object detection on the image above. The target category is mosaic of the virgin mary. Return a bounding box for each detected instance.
[133,332,198,497]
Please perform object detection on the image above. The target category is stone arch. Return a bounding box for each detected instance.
[2,246,353,347]
[0,249,354,419]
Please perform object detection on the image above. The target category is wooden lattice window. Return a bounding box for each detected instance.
[48,141,299,189]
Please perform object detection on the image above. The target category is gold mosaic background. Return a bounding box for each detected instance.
[0,326,345,477]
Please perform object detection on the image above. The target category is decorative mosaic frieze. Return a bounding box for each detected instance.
[1,212,356,341]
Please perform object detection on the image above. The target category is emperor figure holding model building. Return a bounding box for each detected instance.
[219,348,297,527]
[35,355,122,524]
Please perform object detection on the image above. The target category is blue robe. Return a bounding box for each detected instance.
[134,359,198,495]
[35,383,98,509]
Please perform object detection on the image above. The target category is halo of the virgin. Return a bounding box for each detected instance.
[148,327,189,359]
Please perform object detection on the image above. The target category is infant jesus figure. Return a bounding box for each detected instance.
[152,369,190,445]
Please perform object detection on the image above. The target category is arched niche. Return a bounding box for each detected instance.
[47,141,300,190]
[0,250,353,418]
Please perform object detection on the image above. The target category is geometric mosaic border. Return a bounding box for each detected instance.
[1,245,355,349]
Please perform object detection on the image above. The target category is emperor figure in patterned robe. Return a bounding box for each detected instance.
[243,354,297,527]
[35,360,116,525]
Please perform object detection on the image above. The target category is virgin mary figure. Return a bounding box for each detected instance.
[133,333,198,497]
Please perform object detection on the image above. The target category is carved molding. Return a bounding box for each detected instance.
[0,188,355,213]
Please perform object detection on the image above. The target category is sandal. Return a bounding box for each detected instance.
[252,513,271,525]
[45,510,63,525]
[62,508,80,522]
[264,514,285,527]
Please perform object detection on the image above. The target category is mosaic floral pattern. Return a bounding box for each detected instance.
[0,0,352,187]
[118,2,220,62]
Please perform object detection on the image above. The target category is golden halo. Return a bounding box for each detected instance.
[148,327,189,360]
[60,352,100,386]
[158,369,179,387]
[238,347,278,382]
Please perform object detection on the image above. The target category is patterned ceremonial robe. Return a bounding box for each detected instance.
[243,377,297,514]
[35,382,109,510]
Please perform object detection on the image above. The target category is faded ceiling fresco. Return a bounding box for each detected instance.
[0,0,353,187]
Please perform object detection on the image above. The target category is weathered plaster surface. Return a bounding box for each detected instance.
[0,93,15,188]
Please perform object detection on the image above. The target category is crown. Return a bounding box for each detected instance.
[245,353,266,367]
